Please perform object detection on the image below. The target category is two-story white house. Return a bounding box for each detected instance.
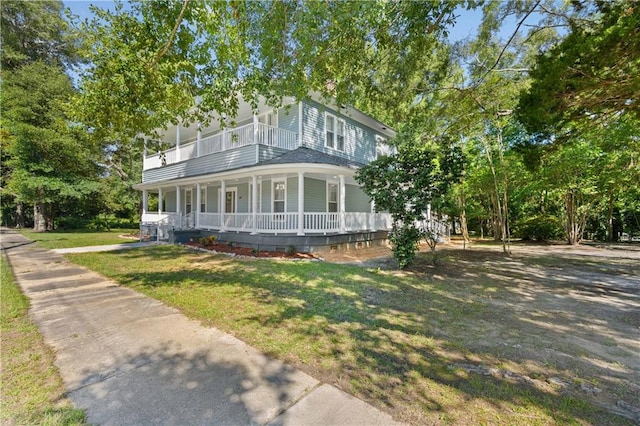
[135,95,400,252]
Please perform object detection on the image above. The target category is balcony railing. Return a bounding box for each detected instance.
[143,123,298,170]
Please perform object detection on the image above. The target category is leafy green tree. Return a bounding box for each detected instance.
[3,62,102,231]
[0,0,78,70]
[356,134,461,268]
[518,0,640,133]
[1,1,102,231]
[74,0,461,139]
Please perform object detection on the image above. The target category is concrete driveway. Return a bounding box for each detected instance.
[1,228,400,425]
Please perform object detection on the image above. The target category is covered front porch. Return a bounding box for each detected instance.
[142,211,392,236]
[138,165,391,240]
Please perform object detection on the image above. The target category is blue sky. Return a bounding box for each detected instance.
[65,0,116,20]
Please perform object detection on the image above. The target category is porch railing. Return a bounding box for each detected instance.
[143,123,298,170]
[141,212,450,240]
[199,212,391,234]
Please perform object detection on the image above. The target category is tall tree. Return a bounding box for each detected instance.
[0,0,78,70]
[2,62,102,231]
[1,0,100,231]
[518,0,640,134]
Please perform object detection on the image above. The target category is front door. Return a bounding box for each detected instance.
[225,189,236,213]
[185,189,192,214]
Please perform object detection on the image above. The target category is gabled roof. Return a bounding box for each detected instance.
[258,147,364,169]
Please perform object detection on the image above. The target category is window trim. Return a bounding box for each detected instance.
[325,113,336,149]
[326,181,339,213]
[325,112,345,152]
[272,179,286,213]
[336,119,345,151]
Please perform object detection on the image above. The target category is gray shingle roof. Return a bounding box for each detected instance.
[258,147,364,169]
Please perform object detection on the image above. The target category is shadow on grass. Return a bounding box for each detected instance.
[70,245,639,424]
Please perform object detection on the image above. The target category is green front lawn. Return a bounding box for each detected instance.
[66,245,632,425]
[0,255,86,425]
[20,229,138,249]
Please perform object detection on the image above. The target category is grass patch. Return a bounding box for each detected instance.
[0,255,86,425]
[19,228,137,249]
[65,245,634,425]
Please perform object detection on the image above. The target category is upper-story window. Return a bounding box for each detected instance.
[325,113,345,151]
[336,119,345,151]
[376,135,394,159]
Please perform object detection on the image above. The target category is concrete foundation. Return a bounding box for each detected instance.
[168,229,389,253]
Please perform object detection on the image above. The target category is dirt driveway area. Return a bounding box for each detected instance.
[390,241,640,422]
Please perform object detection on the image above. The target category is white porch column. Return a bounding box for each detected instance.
[142,190,148,216]
[298,102,303,147]
[176,186,181,215]
[253,114,259,142]
[220,179,226,232]
[157,188,163,242]
[196,183,201,228]
[175,125,181,162]
[251,175,258,235]
[142,138,148,170]
[297,172,305,236]
[196,125,202,158]
[339,175,346,234]
[370,200,377,232]
[176,186,181,229]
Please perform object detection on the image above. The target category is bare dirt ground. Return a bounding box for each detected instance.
[328,239,640,423]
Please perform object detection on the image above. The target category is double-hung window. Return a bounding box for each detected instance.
[325,113,345,151]
[200,187,207,213]
[326,115,335,149]
[327,183,338,212]
[273,181,286,213]
[336,120,345,151]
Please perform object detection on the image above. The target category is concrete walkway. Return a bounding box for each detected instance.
[1,228,400,426]
[51,240,166,254]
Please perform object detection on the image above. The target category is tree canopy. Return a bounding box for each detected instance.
[518,1,640,133]
[74,0,461,139]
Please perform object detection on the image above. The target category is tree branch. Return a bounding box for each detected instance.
[149,0,190,67]
[492,68,530,72]
[474,0,541,87]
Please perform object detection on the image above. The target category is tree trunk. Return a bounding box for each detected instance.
[46,203,55,231]
[606,191,614,242]
[459,182,470,242]
[15,202,25,228]
[564,190,585,245]
[33,202,47,232]
[489,194,501,241]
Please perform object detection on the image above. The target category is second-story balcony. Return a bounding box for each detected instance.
[143,122,298,171]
